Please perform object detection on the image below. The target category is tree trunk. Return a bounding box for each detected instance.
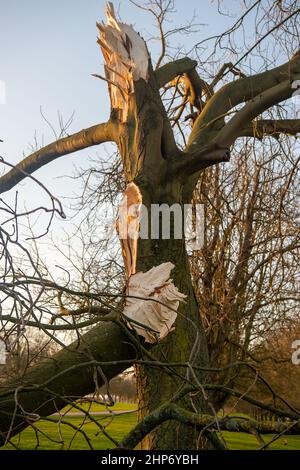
[96,7,212,448]
[0,2,299,452]
[134,180,211,449]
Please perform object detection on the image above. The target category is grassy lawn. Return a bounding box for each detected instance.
[2,404,300,450]
[3,414,137,450]
[60,401,137,414]
[222,432,300,450]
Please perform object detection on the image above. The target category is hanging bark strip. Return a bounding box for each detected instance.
[116,182,186,343]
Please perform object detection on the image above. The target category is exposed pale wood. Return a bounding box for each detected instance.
[123,262,186,343]
[116,182,142,278]
[97,2,150,122]
[154,57,197,89]
[0,121,119,194]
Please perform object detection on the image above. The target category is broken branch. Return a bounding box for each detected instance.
[0,121,119,194]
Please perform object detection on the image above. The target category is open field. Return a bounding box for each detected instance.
[2,404,300,450]
[59,402,137,414]
[2,414,137,450]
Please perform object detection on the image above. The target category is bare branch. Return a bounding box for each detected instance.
[0,121,120,194]
[0,322,137,445]
[188,49,300,148]
[119,402,300,450]
[240,119,300,139]
[155,57,197,88]
[215,78,300,148]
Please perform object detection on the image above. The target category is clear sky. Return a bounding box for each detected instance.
[1,0,297,311]
[0,1,232,201]
[0,0,250,263]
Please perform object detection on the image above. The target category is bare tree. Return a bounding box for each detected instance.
[0,0,300,450]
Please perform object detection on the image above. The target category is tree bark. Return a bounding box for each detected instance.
[1,4,299,451]
[0,321,136,445]
[134,180,211,449]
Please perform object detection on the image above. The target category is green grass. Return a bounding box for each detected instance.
[3,413,137,450]
[222,431,300,450]
[60,401,137,414]
[2,404,300,450]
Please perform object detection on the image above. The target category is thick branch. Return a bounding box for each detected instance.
[155,57,197,89]
[184,69,211,110]
[0,121,119,194]
[188,49,300,147]
[215,79,300,147]
[120,402,300,449]
[171,143,230,177]
[179,76,300,176]
[0,320,136,445]
[240,119,300,139]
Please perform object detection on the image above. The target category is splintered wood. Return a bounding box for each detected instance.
[123,262,186,343]
[116,182,142,278]
[116,182,186,343]
[97,2,150,122]
[101,3,186,343]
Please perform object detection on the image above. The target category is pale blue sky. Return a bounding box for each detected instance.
[0,1,297,287]
[0,0,233,203]
[0,0,237,267]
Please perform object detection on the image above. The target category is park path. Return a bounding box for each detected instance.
[53,410,136,417]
